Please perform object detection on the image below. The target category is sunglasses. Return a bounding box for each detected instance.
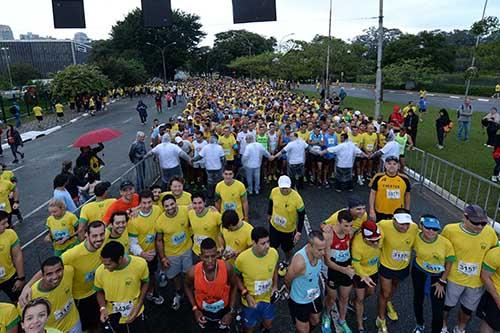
[423,225,440,232]
[470,221,488,227]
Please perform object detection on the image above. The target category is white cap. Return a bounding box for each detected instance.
[187,116,193,120]
[278,175,292,188]
[394,213,413,224]
[174,136,183,144]
[354,110,361,116]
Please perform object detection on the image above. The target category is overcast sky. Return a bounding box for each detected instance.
[1,0,497,45]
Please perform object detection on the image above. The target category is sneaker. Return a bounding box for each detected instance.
[267,175,272,181]
[20,153,24,159]
[375,317,388,333]
[146,293,165,305]
[437,145,444,149]
[386,301,398,321]
[321,311,332,333]
[357,178,364,186]
[440,327,449,333]
[491,176,497,182]
[273,175,277,181]
[171,293,182,310]
[255,190,260,195]
[12,160,18,164]
[452,327,465,333]
[413,325,425,333]
[337,320,352,333]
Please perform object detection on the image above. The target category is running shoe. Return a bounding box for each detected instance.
[413,325,425,333]
[440,327,449,333]
[375,317,388,333]
[146,293,164,305]
[337,320,352,333]
[171,293,182,310]
[321,311,332,333]
[452,327,465,333]
[386,301,398,321]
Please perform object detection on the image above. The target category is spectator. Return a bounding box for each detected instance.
[404,109,419,145]
[492,134,500,182]
[9,102,21,128]
[457,98,473,141]
[6,124,24,164]
[482,107,499,148]
[436,109,451,149]
[136,100,148,125]
[151,134,191,190]
[129,131,148,190]
[75,143,105,180]
[388,105,404,131]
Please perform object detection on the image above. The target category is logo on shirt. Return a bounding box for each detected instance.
[480,242,487,250]
[0,244,5,252]
[125,277,133,287]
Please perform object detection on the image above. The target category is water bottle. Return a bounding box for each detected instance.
[321,311,332,333]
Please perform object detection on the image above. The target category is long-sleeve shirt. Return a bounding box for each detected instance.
[457,104,473,122]
[151,142,190,169]
[326,141,362,168]
[242,142,271,168]
[53,188,77,212]
[130,141,147,164]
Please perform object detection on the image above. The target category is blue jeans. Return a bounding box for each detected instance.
[245,167,261,193]
[457,121,471,141]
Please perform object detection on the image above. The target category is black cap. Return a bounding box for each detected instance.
[94,181,111,196]
[347,195,365,208]
[119,180,134,190]
[385,155,399,163]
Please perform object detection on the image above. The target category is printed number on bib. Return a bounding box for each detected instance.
[171,232,187,246]
[386,189,401,200]
[254,279,272,296]
[422,262,444,273]
[331,249,350,263]
[223,202,237,211]
[54,300,73,321]
[306,288,320,301]
[273,215,287,227]
[0,266,5,279]
[391,250,410,262]
[112,301,133,317]
[457,261,478,276]
[202,299,225,313]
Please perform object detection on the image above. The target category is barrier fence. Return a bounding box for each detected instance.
[405,147,500,229]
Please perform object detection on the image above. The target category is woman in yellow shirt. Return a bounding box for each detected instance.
[21,298,63,333]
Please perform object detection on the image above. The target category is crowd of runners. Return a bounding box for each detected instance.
[0,78,499,333]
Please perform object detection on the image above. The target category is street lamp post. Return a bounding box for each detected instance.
[374,0,384,118]
[325,0,332,99]
[278,33,295,53]
[146,41,177,83]
[1,47,13,88]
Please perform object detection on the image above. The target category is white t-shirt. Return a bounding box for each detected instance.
[151,142,184,169]
[237,130,256,155]
[283,139,308,165]
[380,141,401,162]
[327,141,363,168]
[199,144,225,171]
[193,139,208,167]
[242,142,271,168]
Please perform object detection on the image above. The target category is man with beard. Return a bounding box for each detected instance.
[105,211,129,253]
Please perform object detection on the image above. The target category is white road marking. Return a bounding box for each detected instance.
[427,94,435,96]
[478,98,490,102]
[13,198,51,228]
[406,92,413,95]
[122,117,134,124]
[389,90,395,93]
[11,165,25,172]
[21,229,48,249]
[449,96,460,99]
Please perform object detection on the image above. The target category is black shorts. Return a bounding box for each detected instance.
[379,264,410,281]
[327,264,353,289]
[269,223,295,253]
[147,256,158,279]
[477,291,500,331]
[56,112,64,117]
[0,274,20,302]
[375,212,393,222]
[199,307,230,332]
[36,116,43,121]
[288,297,323,323]
[353,273,379,289]
[75,293,101,331]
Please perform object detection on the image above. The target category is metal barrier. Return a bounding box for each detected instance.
[405,147,500,229]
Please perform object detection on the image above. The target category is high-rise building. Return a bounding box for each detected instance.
[19,32,55,40]
[74,32,90,45]
[0,25,14,40]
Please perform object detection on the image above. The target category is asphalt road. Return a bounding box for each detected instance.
[0,94,482,332]
[301,84,500,112]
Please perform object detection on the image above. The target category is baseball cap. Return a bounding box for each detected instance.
[361,220,382,240]
[174,136,183,144]
[420,216,441,230]
[394,213,413,224]
[94,181,111,197]
[385,155,399,163]
[278,175,292,188]
[464,204,488,223]
[119,180,134,190]
[347,195,365,208]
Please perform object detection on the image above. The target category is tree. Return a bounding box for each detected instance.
[50,64,111,98]
[96,57,148,87]
[352,27,403,60]
[10,63,41,86]
[383,58,437,87]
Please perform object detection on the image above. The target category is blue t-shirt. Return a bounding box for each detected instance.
[53,189,77,212]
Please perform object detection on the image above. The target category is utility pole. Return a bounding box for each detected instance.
[325,0,332,99]
[146,42,176,83]
[464,0,488,102]
[1,47,13,88]
[374,0,384,118]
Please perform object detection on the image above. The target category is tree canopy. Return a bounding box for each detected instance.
[50,65,111,98]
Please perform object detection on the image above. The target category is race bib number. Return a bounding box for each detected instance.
[145,234,155,244]
[53,229,70,241]
[306,288,320,301]
[368,257,379,266]
[224,148,230,156]
[331,249,350,263]
[327,138,336,145]
[457,261,479,276]
[422,262,445,273]
[386,189,401,200]
[311,145,322,154]
[0,266,5,278]
[223,202,237,211]
[254,279,272,296]
[0,203,5,210]
[391,250,410,262]
[112,301,133,317]
[84,270,95,283]
[54,300,73,321]
[194,235,208,246]
[171,232,187,246]
[273,215,287,227]
[202,299,225,313]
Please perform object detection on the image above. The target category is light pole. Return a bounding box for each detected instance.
[146,41,177,83]
[464,0,488,103]
[232,31,253,56]
[1,47,13,88]
[374,0,384,118]
[325,0,332,99]
[278,33,295,53]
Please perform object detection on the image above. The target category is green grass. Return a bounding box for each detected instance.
[297,89,495,179]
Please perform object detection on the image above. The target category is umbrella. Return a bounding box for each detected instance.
[72,128,122,148]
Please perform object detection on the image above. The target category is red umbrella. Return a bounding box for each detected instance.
[72,128,122,148]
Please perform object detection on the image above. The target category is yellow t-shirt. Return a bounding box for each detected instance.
[351,232,382,277]
[33,106,43,117]
[55,103,64,114]
[94,255,149,324]
[235,247,278,304]
[297,130,310,142]
[414,233,455,274]
[218,134,237,161]
[324,209,367,230]
[0,171,14,183]
[269,187,305,233]
[0,303,20,333]
[215,180,247,219]
[188,208,222,255]
[0,229,19,284]
[79,199,116,225]
[160,191,192,208]
[483,246,500,295]
[0,180,15,213]
[221,221,253,265]
[61,241,102,299]
[362,132,378,153]
[128,206,162,252]
[378,133,387,148]
[31,266,79,333]
[46,212,79,253]
[378,219,418,270]
[155,206,192,256]
[442,223,498,288]
[369,173,411,215]
[349,133,364,148]
[105,228,129,254]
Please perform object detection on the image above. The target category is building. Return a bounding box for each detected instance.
[74,32,90,45]
[20,32,55,40]
[0,40,92,78]
[0,25,14,40]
